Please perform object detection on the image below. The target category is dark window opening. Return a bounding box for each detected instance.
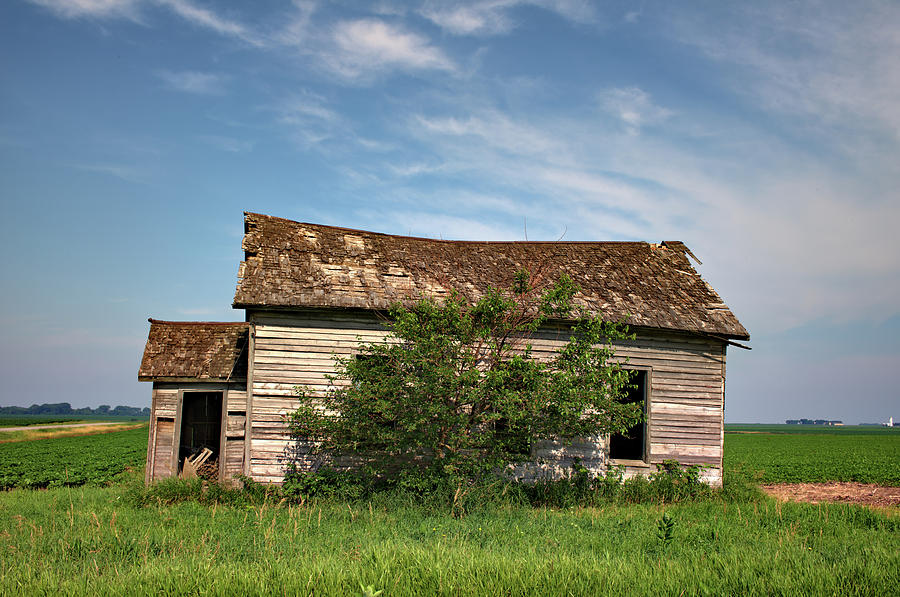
[178,392,222,479]
[353,354,398,433]
[609,370,647,461]
[494,417,530,457]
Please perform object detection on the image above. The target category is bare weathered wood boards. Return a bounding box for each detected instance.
[141,211,748,488]
[245,310,727,485]
[145,382,247,484]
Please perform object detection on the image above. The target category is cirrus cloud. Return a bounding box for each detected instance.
[321,19,456,82]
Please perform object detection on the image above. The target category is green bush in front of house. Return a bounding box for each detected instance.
[289,270,642,488]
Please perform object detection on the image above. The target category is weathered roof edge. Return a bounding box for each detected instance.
[146,318,249,327]
[241,211,662,247]
[138,319,250,382]
[234,212,750,341]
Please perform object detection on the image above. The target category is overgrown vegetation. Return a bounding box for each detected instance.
[1,422,898,594]
[276,459,746,515]
[1,483,897,596]
[291,272,640,487]
[124,460,749,515]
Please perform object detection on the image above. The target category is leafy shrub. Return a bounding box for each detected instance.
[522,460,713,508]
[130,459,726,513]
[290,274,641,488]
[282,468,368,502]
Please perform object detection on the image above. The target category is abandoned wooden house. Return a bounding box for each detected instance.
[139,212,749,486]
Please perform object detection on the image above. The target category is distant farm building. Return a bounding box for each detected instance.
[139,212,749,486]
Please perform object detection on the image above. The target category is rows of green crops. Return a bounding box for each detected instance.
[725,426,900,485]
[726,423,898,435]
[0,425,148,489]
[0,415,147,428]
[1,423,898,490]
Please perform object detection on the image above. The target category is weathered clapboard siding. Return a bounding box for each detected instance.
[147,385,179,482]
[146,382,248,484]
[222,386,248,483]
[246,310,728,485]
[150,417,176,481]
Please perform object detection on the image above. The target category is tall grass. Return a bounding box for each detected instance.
[0,477,896,596]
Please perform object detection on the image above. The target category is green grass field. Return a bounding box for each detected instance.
[0,423,897,595]
[725,425,900,485]
[0,484,897,596]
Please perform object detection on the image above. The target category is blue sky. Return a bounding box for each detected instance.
[1,0,898,423]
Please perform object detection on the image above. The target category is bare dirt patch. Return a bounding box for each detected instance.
[761,482,900,508]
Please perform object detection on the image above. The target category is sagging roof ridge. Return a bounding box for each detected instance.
[243,212,675,248]
[235,212,750,340]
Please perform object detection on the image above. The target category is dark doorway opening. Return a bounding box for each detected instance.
[609,370,647,461]
[178,392,222,475]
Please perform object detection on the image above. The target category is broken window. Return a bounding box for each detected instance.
[609,369,648,462]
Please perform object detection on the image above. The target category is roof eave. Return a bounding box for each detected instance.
[138,375,243,383]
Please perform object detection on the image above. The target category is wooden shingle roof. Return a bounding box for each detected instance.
[138,319,249,381]
[233,212,749,340]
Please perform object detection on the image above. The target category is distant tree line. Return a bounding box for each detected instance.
[0,402,150,417]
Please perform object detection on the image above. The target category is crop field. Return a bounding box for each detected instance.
[0,421,146,444]
[0,414,147,428]
[727,424,898,435]
[725,425,900,485]
[0,425,148,489]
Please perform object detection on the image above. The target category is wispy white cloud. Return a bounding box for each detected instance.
[420,2,513,36]
[71,161,146,183]
[29,0,265,45]
[272,0,317,46]
[270,93,401,153]
[388,162,445,177]
[415,110,565,158]
[623,10,641,24]
[405,83,899,333]
[356,137,395,152]
[197,134,254,153]
[156,70,227,94]
[668,3,900,146]
[31,1,457,86]
[272,91,345,148]
[381,211,521,241]
[597,87,672,133]
[278,93,339,123]
[323,19,456,81]
[155,0,263,46]
[420,0,596,36]
[26,0,140,20]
